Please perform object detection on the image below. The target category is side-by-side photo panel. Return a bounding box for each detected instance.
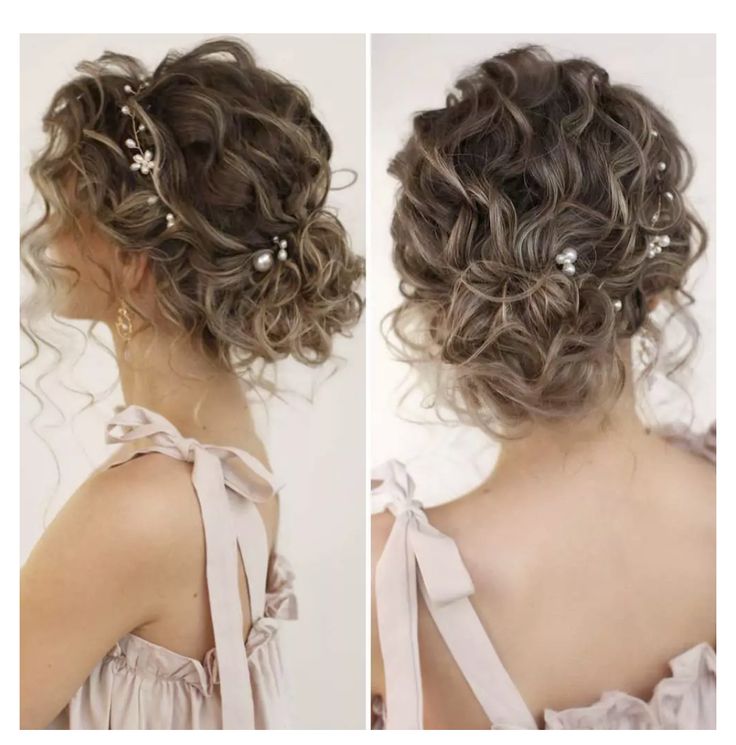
[20,33,365,730]
[371,33,715,730]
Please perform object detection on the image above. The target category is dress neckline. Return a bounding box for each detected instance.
[541,640,715,729]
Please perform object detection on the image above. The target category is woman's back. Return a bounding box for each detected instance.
[372,424,715,729]
[37,404,298,730]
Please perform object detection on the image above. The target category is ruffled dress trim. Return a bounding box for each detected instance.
[62,552,297,730]
[543,642,716,730]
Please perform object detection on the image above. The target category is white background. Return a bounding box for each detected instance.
[20,33,365,729]
[371,34,716,507]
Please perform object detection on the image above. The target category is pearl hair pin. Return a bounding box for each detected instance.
[646,233,670,259]
[551,127,675,314]
[121,80,177,229]
[253,250,275,272]
[646,127,676,260]
[273,235,289,261]
[121,84,154,176]
[253,235,290,273]
[555,248,578,276]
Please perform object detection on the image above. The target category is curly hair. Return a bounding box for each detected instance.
[387,45,707,435]
[22,37,364,378]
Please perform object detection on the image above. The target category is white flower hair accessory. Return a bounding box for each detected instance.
[130,148,155,175]
[121,82,153,175]
[120,80,177,229]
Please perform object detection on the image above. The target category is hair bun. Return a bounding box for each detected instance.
[27,38,364,377]
[388,45,706,434]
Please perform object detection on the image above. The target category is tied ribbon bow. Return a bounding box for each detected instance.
[372,459,423,517]
[372,460,538,730]
[106,405,278,502]
[373,460,475,606]
[372,460,475,729]
[106,405,277,730]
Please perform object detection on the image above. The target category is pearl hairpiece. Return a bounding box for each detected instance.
[117,83,302,288]
[556,247,623,313]
[120,80,177,229]
[253,235,290,273]
[555,248,578,276]
[646,128,674,259]
[646,233,670,259]
[121,82,153,175]
[551,128,676,316]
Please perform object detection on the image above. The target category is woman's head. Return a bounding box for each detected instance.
[388,45,706,436]
[23,38,364,373]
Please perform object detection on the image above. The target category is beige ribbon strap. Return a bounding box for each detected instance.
[107,405,277,730]
[372,459,537,730]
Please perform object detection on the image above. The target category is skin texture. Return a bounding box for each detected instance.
[20,223,279,729]
[371,379,715,729]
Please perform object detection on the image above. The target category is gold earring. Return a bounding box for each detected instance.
[115,301,134,342]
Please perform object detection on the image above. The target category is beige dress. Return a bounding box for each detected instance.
[372,424,716,730]
[49,405,297,730]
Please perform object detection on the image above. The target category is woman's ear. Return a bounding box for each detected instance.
[117,247,150,294]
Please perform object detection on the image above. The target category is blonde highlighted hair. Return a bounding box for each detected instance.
[387,45,706,435]
[22,38,364,378]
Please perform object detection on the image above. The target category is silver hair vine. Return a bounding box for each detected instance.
[606,127,674,315]
[552,68,624,314]
[554,127,676,315]
[646,128,673,258]
[120,79,176,229]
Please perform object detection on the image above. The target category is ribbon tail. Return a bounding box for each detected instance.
[375,515,423,729]
[192,450,255,729]
[410,523,475,605]
[412,527,537,729]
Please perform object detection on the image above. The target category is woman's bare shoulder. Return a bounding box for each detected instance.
[67,453,203,579]
[81,452,195,517]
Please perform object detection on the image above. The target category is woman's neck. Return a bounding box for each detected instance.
[491,381,655,483]
[112,328,255,444]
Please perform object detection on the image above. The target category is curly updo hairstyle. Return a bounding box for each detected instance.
[23,38,363,376]
[388,45,707,435]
